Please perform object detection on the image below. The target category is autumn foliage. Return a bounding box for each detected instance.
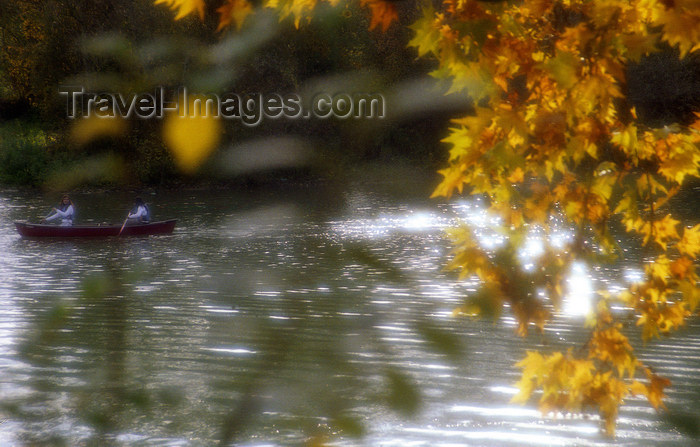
[156,0,700,435]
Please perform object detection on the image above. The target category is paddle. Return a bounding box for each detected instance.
[41,208,56,223]
[118,216,129,235]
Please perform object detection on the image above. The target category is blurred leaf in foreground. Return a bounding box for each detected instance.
[155,0,205,20]
[162,94,223,173]
[44,153,127,191]
[415,321,465,363]
[385,368,421,417]
[69,115,128,146]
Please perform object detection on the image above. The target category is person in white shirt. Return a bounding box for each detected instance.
[44,195,75,226]
[127,197,150,223]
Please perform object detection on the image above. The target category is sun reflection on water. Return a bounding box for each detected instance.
[337,198,605,318]
[564,262,594,316]
[624,268,644,284]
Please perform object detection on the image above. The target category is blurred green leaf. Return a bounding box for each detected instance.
[332,413,365,438]
[44,154,127,191]
[464,285,502,321]
[18,301,73,361]
[346,243,407,282]
[81,408,114,432]
[157,386,186,406]
[663,410,700,438]
[415,321,465,363]
[81,32,132,61]
[81,274,114,299]
[125,388,152,410]
[385,368,421,417]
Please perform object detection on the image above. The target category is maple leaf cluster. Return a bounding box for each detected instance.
[154,0,400,31]
[154,0,700,436]
[412,0,700,434]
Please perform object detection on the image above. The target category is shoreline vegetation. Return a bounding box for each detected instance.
[0,116,443,194]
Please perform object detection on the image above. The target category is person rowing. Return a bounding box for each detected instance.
[127,197,151,224]
[44,194,75,226]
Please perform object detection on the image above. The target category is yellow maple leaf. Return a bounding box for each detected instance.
[69,115,128,145]
[592,171,617,201]
[589,326,637,377]
[646,254,672,284]
[267,0,317,28]
[636,312,659,341]
[361,0,399,32]
[651,214,680,250]
[611,123,638,155]
[595,375,626,435]
[543,50,580,89]
[442,126,475,162]
[629,380,648,398]
[659,302,689,333]
[670,256,694,280]
[154,0,205,20]
[162,95,222,174]
[507,167,524,183]
[564,199,584,222]
[408,5,440,57]
[614,189,638,219]
[646,372,671,410]
[217,0,254,31]
[431,164,467,198]
[568,358,595,403]
[622,32,662,61]
[444,60,495,98]
[658,148,700,184]
[657,1,700,57]
[511,350,546,404]
[677,224,700,258]
[452,107,496,132]
[678,280,700,312]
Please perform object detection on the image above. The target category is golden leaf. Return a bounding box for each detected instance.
[592,172,617,202]
[646,373,671,410]
[658,147,700,184]
[267,0,317,28]
[611,123,638,155]
[443,126,474,162]
[361,0,399,32]
[69,115,128,146]
[507,167,525,183]
[543,50,580,89]
[511,350,546,404]
[678,281,700,313]
[614,189,638,219]
[431,164,467,198]
[651,214,680,250]
[589,326,637,378]
[217,0,254,31]
[629,380,648,398]
[162,95,222,174]
[636,174,667,197]
[154,0,205,20]
[647,255,672,284]
[408,5,440,57]
[677,224,700,258]
[670,257,694,280]
[657,2,700,57]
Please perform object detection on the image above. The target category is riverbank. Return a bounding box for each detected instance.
[0,116,446,192]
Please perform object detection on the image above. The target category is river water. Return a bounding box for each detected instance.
[0,177,698,446]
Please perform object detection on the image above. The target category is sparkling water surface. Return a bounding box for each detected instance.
[0,183,698,446]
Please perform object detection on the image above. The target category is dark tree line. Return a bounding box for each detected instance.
[1,0,698,187]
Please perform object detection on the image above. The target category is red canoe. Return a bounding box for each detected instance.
[15,220,177,238]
